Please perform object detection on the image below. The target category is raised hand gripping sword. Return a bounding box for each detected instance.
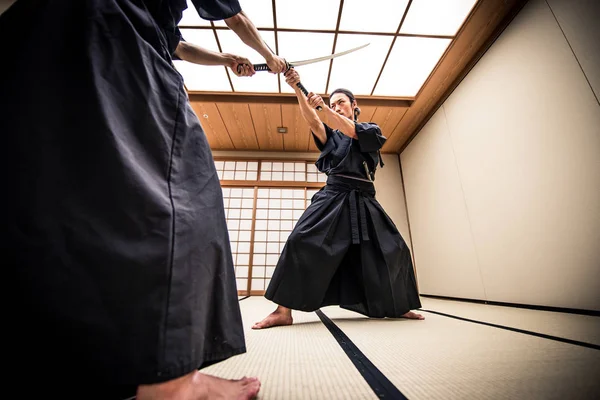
[237,43,369,111]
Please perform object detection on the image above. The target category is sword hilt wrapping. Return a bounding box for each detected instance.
[236,63,271,74]
[296,82,322,111]
[253,63,271,71]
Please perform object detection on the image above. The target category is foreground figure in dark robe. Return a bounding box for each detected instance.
[1,0,286,398]
[252,68,424,330]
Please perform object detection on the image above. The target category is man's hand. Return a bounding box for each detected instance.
[284,68,301,88]
[227,54,256,77]
[265,54,287,74]
[306,92,325,111]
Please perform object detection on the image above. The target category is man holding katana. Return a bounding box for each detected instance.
[252,68,424,330]
[1,0,285,398]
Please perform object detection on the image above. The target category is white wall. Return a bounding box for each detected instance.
[401,0,600,311]
[547,0,600,102]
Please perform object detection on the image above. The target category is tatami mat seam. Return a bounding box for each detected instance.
[420,308,600,350]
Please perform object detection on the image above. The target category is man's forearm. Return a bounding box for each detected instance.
[224,11,274,61]
[323,108,357,139]
[175,41,230,66]
[295,88,322,132]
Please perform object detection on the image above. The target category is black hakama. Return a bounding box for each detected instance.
[1,0,245,394]
[265,122,421,317]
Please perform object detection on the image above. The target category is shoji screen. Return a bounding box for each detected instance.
[216,159,325,295]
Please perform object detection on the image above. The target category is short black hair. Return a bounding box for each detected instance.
[329,88,355,104]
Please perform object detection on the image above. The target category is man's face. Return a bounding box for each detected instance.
[329,93,355,119]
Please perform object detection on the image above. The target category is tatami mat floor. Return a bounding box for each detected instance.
[202,296,600,400]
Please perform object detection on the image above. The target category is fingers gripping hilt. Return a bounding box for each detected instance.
[237,61,322,111]
[295,82,322,111]
[237,61,285,73]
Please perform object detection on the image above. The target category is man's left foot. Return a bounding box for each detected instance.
[401,311,425,320]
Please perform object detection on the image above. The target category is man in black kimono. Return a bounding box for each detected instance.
[253,68,424,330]
[1,0,285,398]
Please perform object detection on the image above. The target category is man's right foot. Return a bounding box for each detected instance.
[252,311,293,330]
[137,370,261,400]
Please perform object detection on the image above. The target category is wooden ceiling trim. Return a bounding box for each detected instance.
[383,0,529,153]
[179,25,454,40]
[357,105,377,124]
[370,107,408,138]
[307,130,318,152]
[216,102,259,149]
[189,93,412,108]
[190,102,235,149]
[249,103,284,151]
[281,104,311,152]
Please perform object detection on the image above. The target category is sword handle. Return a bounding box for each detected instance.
[296,82,322,111]
[236,63,271,74]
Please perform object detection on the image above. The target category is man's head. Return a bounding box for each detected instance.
[329,88,360,121]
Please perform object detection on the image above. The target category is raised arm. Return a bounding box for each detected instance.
[284,69,326,144]
[223,11,287,74]
[174,41,256,76]
[320,107,357,139]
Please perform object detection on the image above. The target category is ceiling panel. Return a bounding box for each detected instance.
[278,32,335,94]
[249,103,284,150]
[179,0,211,27]
[177,29,231,91]
[216,30,279,92]
[179,28,220,50]
[373,37,451,97]
[400,0,479,36]
[175,0,527,153]
[275,0,340,30]
[339,0,409,33]
[174,61,231,91]
[327,34,394,96]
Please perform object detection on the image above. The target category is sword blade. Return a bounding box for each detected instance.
[289,43,370,67]
[241,43,370,74]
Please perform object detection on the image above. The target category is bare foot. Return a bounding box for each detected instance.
[401,310,425,320]
[137,370,261,400]
[252,308,293,330]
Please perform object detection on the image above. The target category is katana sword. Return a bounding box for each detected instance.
[237,43,370,111]
[240,43,370,73]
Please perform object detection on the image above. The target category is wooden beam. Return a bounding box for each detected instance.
[179,25,453,39]
[189,92,412,108]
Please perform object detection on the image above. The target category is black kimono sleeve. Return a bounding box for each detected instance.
[191,0,242,21]
[355,122,386,152]
[175,0,242,59]
[312,123,335,151]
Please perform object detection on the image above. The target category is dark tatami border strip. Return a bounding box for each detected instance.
[420,294,600,317]
[315,310,408,400]
[420,309,600,351]
[238,295,250,302]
